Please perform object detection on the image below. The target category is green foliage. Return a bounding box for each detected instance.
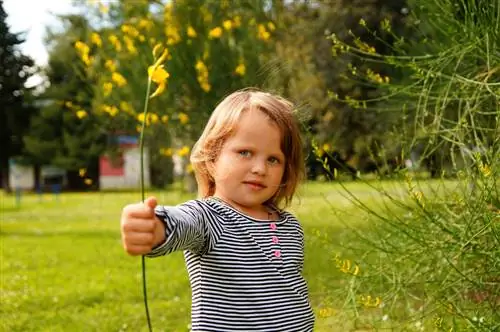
[23,14,105,189]
[0,183,393,331]
[0,0,37,188]
[322,0,500,330]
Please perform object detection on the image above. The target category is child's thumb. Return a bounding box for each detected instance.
[144,196,158,210]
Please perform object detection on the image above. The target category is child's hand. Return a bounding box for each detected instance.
[120,197,166,256]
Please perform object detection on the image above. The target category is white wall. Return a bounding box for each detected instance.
[100,147,150,189]
[9,164,34,190]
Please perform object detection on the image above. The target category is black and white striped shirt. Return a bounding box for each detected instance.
[148,198,315,332]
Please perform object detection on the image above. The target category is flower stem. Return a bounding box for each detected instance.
[140,78,153,332]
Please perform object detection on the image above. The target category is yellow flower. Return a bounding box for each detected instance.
[148,65,169,83]
[208,27,223,39]
[91,33,102,47]
[108,35,122,52]
[103,82,113,97]
[137,113,146,123]
[165,25,181,45]
[120,102,133,114]
[101,105,119,117]
[187,26,197,38]
[79,168,87,177]
[223,20,232,30]
[200,82,211,92]
[318,307,335,318]
[148,62,169,99]
[161,115,169,123]
[84,178,93,185]
[76,110,88,119]
[323,143,331,152]
[267,22,276,31]
[235,63,246,76]
[178,112,189,124]
[75,41,90,54]
[150,113,159,124]
[138,19,153,31]
[159,148,173,156]
[105,60,116,72]
[177,146,190,157]
[479,163,491,177]
[112,72,127,87]
[257,24,270,41]
[124,36,137,55]
[360,295,382,308]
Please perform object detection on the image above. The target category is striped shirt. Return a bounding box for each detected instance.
[148,198,315,332]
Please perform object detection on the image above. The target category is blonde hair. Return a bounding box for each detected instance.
[190,88,305,208]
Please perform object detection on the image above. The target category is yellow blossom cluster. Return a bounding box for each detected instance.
[177,146,190,157]
[123,36,137,55]
[103,82,113,97]
[178,112,189,124]
[74,41,92,66]
[137,112,159,125]
[100,104,119,117]
[105,60,117,72]
[366,69,390,84]
[119,101,135,115]
[195,60,211,92]
[78,168,93,185]
[159,147,172,156]
[354,39,376,54]
[108,34,122,52]
[334,254,360,275]
[358,295,382,308]
[65,100,88,119]
[234,62,246,76]
[257,22,274,41]
[111,72,127,87]
[165,25,181,45]
[91,33,102,47]
[208,27,223,39]
[318,307,336,318]
[187,26,197,38]
[138,18,153,32]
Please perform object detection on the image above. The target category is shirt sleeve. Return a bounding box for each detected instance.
[146,199,215,257]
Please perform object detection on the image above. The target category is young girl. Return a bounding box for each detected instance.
[120,89,315,331]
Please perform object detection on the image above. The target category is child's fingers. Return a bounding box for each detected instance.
[123,231,155,246]
[122,203,155,219]
[121,218,156,233]
[123,244,152,256]
[144,196,157,210]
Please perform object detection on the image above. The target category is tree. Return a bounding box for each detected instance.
[23,14,106,190]
[0,0,37,190]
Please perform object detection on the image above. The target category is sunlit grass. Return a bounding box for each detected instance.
[0,179,462,331]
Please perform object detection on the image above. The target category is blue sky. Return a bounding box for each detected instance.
[4,0,77,67]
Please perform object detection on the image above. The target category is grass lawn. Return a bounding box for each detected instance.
[0,180,451,331]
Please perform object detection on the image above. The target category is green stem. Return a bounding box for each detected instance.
[140,78,153,332]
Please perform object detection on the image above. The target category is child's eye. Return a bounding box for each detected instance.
[268,156,281,164]
[238,150,251,157]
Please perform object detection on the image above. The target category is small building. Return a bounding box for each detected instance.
[99,135,150,190]
[9,160,67,191]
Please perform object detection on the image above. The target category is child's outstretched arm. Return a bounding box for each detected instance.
[120,197,165,256]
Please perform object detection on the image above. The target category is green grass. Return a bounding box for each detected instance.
[0,180,456,331]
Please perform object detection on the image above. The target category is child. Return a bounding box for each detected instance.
[120,89,315,331]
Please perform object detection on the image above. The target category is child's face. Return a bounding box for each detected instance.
[212,110,285,215]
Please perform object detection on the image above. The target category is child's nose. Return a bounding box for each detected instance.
[251,159,267,175]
